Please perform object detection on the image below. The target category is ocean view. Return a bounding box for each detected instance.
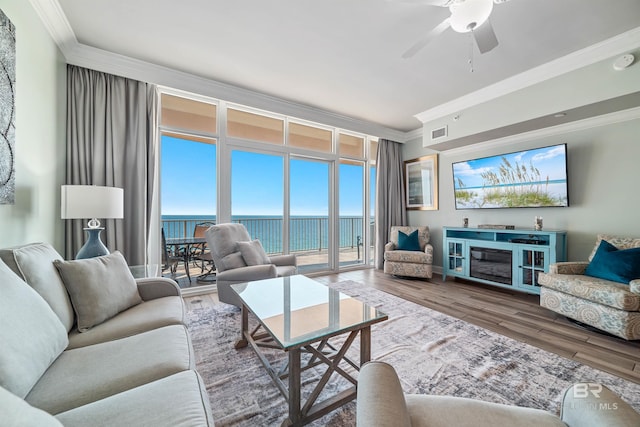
[162,215,368,254]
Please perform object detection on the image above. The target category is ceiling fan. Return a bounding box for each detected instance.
[402,0,512,59]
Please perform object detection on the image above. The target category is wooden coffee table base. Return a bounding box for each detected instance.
[235,304,372,426]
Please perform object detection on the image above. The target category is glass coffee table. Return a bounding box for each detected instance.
[231,275,388,426]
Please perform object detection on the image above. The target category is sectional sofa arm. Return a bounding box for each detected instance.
[630,279,640,294]
[384,242,396,252]
[548,261,589,275]
[136,277,181,300]
[561,383,640,427]
[356,361,412,427]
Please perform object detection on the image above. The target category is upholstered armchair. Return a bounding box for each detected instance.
[205,223,297,307]
[383,226,433,279]
[539,234,640,340]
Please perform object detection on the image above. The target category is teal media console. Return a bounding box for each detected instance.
[442,227,567,295]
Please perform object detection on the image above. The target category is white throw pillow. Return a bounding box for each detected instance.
[54,251,142,332]
[220,251,247,270]
[237,240,270,266]
[0,259,69,398]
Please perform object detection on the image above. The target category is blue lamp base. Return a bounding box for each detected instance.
[76,227,110,259]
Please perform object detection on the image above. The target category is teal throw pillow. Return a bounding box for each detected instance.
[397,230,421,251]
[585,240,640,284]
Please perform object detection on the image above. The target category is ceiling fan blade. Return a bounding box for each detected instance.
[402,18,450,59]
[473,21,499,54]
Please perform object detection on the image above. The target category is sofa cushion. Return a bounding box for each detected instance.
[54,251,143,332]
[237,239,270,266]
[0,242,75,331]
[0,259,69,398]
[538,273,640,311]
[67,296,185,349]
[397,229,421,251]
[0,386,63,427]
[55,370,213,427]
[26,324,193,414]
[585,240,640,284]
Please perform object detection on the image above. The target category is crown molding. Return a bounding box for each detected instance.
[443,106,640,156]
[403,127,424,142]
[415,27,640,124]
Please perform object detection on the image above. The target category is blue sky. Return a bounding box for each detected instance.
[161,136,374,216]
[452,144,567,189]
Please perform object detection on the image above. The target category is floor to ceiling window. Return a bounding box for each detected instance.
[159,90,377,274]
[338,133,366,267]
[159,94,218,240]
[290,157,330,271]
[369,139,378,265]
[231,150,284,254]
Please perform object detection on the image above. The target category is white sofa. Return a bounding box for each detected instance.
[357,361,640,427]
[0,242,214,426]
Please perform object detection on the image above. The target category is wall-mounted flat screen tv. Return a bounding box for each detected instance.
[452,143,569,209]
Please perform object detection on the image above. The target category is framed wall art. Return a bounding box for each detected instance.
[0,8,15,205]
[404,154,438,210]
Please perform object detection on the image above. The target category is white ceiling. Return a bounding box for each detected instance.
[40,0,640,133]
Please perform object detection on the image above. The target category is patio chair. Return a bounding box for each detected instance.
[205,223,297,307]
[191,222,216,282]
[161,228,182,275]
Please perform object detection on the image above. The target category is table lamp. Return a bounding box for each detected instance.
[61,185,124,259]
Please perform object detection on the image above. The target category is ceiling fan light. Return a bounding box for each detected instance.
[449,0,494,33]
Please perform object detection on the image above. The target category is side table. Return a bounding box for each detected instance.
[129,264,161,279]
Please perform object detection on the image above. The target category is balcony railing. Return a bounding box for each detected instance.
[161,216,374,255]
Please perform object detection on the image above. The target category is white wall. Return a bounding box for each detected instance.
[0,1,66,250]
[403,115,640,271]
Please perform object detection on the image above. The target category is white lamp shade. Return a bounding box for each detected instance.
[61,185,124,220]
[449,0,494,33]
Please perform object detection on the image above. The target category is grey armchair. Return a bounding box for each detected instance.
[205,223,297,307]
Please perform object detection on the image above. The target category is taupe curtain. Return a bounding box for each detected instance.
[375,139,407,269]
[65,65,158,264]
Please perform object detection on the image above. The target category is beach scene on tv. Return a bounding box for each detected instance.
[453,144,569,209]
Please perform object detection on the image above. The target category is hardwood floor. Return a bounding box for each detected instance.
[310,268,640,385]
[179,265,640,384]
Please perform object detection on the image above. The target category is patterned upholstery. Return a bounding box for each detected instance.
[539,234,640,340]
[383,226,433,279]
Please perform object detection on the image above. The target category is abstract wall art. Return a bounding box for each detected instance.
[0,8,15,205]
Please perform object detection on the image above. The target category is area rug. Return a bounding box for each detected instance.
[186,281,640,426]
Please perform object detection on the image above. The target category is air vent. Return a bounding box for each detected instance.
[431,126,448,140]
